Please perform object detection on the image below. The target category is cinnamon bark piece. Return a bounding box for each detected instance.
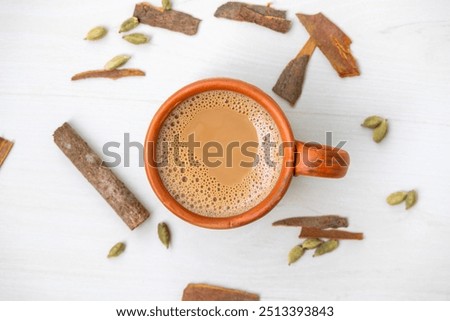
[297,13,359,77]
[215,2,286,19]
[182,283,260,301]
[238,6,291,33]
[0,137,14,167]
[272,37,316,105]
[71,69,145,81]
[215,2,291,33]
[273,215,348,229]
[134,2,201,35]
[53,123,150,230]
[299,227,363,240]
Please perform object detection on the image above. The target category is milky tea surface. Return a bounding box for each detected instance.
[156,90,283,217]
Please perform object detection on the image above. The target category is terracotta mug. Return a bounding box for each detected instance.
[144,78,349,229]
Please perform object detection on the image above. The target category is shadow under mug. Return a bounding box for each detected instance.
[144,78,350,229]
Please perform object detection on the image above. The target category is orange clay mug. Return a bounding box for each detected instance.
[144,78,349,229]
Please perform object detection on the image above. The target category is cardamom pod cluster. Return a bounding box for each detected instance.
[81,18,148,78]
[361,115,388,143]
[362,117,419,210]
[386,189,417,209]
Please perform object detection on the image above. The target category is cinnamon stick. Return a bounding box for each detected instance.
[182,283,260,301]
[53,123,150,230]
[0,136,14,167]
[215,2,287,19]
[71,69,145,81]
[296,13,360,77]
[299,227,363,240]
[134,2,201,36]
[272,37,316,105]
[273,215,348,229]
[238,6,291,33]
[215,2,291,33]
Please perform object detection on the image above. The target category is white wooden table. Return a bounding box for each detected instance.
[1,0,450,300]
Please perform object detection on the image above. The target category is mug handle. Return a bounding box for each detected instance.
[293,141,350,178]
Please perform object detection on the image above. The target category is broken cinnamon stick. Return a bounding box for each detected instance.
[272,37,316,105]
[71,69,145,81]
[297,13,359,77]
[0,137,14,167]
[134,2,201,36]
[53,123,150,230]
[182,283,260,301]
[215,2,291,33]
[273,215,348,229]
[299,227,363,240]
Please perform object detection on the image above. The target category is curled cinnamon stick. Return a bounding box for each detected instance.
[0,136,14,167]
[273,215,348,229]
[299,227,363,240]
[134,2,201,35]
[272,37,316,105]
[215,2,291,33]
[296,13,359,77]
[53,123,150,230]
[71,69,145,81]
[182,283,259,301]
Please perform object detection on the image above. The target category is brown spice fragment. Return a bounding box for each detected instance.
[0,137,14,167]
[239,6,291,33]
[71,69,145,81]
[53,123,150,230]
[215,2,291,33]
[272,37,316,105]
[300,227,363,240]
[215,2,286,19]
[273,215,348,229]
[297,13,360,77]
[182,283,260,301]
[133,2,201,35]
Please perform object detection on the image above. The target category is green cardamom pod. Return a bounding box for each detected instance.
[158,222,171,249]
[301,238,323,250]
[119,17,139,33]
[386,191,408,205]
[361,115,384,129]
[288,245,305,265]
[122,33,149,45]
[313,239,339,257]
[104,55,131,71]
[405,190,417,209]
[84,26,107,40]
[162,0,172,11]
[107,242,126,258]
[373,119,388,143]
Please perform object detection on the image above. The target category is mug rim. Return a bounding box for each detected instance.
[144,78,295,229]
